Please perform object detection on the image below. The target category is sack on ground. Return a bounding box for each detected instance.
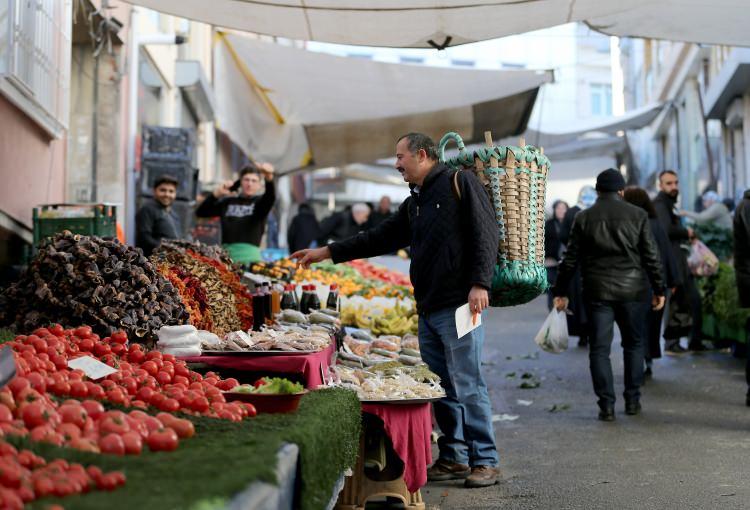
[534,310,569,353]
[687,240,719,276]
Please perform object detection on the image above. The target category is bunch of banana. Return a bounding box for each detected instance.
[371,314,418,336]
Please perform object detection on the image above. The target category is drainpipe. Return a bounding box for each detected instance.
[125,7,186,244]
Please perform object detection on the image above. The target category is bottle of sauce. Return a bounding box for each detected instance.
[280,284,298,310]
[262,282,272,324]
[326,283,339,311]
[299,285,311,314]
[308,285,321,312]
[252,290,265,331]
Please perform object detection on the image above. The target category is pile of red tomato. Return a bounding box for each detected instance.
[346,260,412,287]
[0,441,125,509]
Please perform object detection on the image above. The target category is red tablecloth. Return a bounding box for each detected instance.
[361,402,432,493]
[179,343,335,389]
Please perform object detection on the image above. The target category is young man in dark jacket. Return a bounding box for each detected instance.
[554,169,665,421]
[733,189,750,405]
[195,163,275,264]
[292,133,500,488]
[653,170,704,354]
[135,175,181,256]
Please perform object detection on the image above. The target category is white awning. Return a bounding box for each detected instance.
[127,1,750,48]
[214,33,551,170]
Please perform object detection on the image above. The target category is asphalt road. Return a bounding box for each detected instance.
[418,296,750,510]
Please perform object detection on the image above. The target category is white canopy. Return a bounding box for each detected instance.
[214,33,551,170]
[127,0,750,48]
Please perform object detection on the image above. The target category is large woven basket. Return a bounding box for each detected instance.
[439,131,550,307]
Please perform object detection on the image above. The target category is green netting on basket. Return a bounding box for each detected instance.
[439,131,550,307]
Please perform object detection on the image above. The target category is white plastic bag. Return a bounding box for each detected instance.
[687,240,719,276]
[534,309,569,353]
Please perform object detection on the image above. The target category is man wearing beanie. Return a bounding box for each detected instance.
[553,169,666,421]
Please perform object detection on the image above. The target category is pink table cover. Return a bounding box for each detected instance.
[179,342,335,389]
[361,402,433,493]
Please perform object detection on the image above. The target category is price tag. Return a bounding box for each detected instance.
[0,346,17,389]
[68,356,118,380]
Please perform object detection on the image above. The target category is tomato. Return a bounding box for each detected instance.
[172,375,190,387]
[136,386,155,402]
[218,410,242,422]
[158,398,180,413]
[169,418,194,439]
[149,392,166,408]
[146,427,179,452]
[74,326,92,338]
[0,487,24,509]
[59,404,88,428]
[0,405,13,424]
[99,379,117,391]
[98,414,129,436]
[22,402,53,429]
[111,343,127,357]
[30,425,64,445]
[69,381,89,399]
[68,437,100,453]
[57,422,82,441]
[174,363,190,378]
[100,353,118,367]
[79,338,95,352]
[120,377,138,395]
[110,331,128,344]
[127,349,145,364]
[145,351,163,362]
[0,459,22,488]
[155,371,172,386]
[33,476,55,498]
[86,381,106,400]
[190,396,210,413]
[7,378,29,398]
[99,433,126,456]
[96,472,119,491]
[69,369,86,380]
[25,372,46,393]
[141,361,158,377]
[17,485,34,503]
[132,400,148,409]
[121,431,143,455]
[51,380,71,396]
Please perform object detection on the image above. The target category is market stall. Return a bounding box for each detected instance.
[0,232,439,509]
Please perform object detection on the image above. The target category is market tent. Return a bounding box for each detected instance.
[127,0,750,48]
[213,33,552,170]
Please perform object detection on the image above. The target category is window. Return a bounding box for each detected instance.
[451,59,475,67]
[590,83,612,116]
[399,56,424,65]
[0,0,71,137]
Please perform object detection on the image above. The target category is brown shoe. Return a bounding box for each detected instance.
[464,465,500,488]
[427,459,471,481]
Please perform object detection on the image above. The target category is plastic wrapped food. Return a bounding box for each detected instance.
[401,335,419,350]
[371,338,399,352]
[344,336,371,357]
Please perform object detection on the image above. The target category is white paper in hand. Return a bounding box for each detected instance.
[68,356,118,380]
[455,303,481,339]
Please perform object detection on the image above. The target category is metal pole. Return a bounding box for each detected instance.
[125,7,139,245]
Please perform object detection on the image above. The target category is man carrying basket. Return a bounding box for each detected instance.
[292,133,501,488]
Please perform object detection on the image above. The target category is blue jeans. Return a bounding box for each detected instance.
[418,307,499,467]
[586,300,649,409]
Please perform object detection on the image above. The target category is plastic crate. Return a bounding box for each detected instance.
[33,204,117,246]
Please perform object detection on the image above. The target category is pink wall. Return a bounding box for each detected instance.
[0,95,67,228]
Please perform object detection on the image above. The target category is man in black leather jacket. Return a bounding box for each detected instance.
[554,169,666,422]
[292,133,501,488]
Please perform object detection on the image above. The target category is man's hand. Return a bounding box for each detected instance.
[258,162,275,182]
[214,180,234,199]
[468,286,489,317]
[291,246,331,268]
[652,294,666,311]
[553,297,569,311]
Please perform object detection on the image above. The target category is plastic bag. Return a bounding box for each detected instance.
[687,240,719,276]
[534,309,569,353]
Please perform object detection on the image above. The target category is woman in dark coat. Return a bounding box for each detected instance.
[624,187,681,377]
[287,203,321,253]
[545,200,569,310]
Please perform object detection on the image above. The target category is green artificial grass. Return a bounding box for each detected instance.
[14,388,361,510]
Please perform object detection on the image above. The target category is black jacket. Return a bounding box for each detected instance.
[287,205,320,253]
[553,194,665,302]
[650,218,681,289]
[653,191,690,278]
[329,163,498,314]
[195,183,276,245]
[318,209,366,245]
[544,218,565,262]
[559,205,582,246]
[135,200,181,256]
[734,190,750,308]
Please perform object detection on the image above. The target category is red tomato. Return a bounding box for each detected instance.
[30,425,64,445]
[149,392,166,408]
[51,355,68,371]
[49,324,65,337]
[57,422,82,441]
[98,434,126,456]
[141,361,158,377]
[110,331,128,344]
[0,459,22,488]
[22,402,53,429]
[169,418,195,439]
[174,364,190,378]
[127,349,145,364]
[121,431,143,455]
[145,351,163,362]
[146,428,179,452]
[98,414,130,436]
[191,396,210,413]
[69,381,89,399]
[68,437,100,453]
[120,377,138,395]
[136,386,155,402]
[59,403,88,428]
[131,400,147,409]
[86,383,106,400]
[0,405,13,424]
[74,326,92,338]
[111,343,127,357]
[141,416,162,435]
[156,371,172,386]
[79,338,95,352]
[51,381,71,396]
[25,372,46,393]
[158,398,180,413]
[173,375,190,387]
